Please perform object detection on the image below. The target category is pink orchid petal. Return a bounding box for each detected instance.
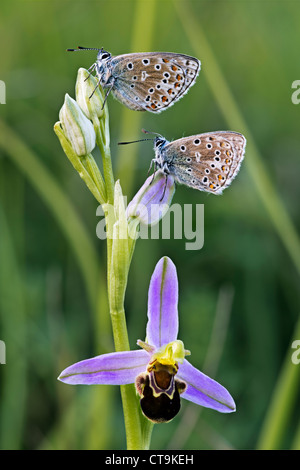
[178,359,236,413]
[146,257,179,348]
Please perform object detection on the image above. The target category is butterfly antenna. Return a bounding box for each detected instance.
[118,138,154,145]
[141,128,163,138]
[66,46,103,52]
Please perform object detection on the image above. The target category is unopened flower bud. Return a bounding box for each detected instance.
[59,93,96,156]
[127,172,175,225]
[76,68,105,120]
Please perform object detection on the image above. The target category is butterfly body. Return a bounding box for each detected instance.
[152,131,246,194]
[89,49,200,112]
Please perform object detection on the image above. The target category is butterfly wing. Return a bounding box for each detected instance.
[162,131,246,194]
[109,52,200,112]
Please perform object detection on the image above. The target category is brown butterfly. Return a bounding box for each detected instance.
[146,130,246,195]
[67,47,200,112]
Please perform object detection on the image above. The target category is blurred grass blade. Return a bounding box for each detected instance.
[176,0,300,276]
[116,0,157,197]
[0,120,114,448]
[256,316,300,449]
[0,206,27,449]
[0,119,100,313]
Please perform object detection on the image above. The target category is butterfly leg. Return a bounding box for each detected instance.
[88,75,103,99]
[147,158,156,177]
[84,63,97,82]
[160,175,168,202]
[101,79,115,109]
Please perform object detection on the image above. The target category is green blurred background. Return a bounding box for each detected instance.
[1,0,300,450]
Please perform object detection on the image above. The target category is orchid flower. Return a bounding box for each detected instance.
[58,257,235,422]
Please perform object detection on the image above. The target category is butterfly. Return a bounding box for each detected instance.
[67,47,200,112]
[149,130,246,195]
[120,130,246,195]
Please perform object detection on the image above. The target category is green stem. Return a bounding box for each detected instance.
[94,112,115,285]
[54,122,106,205]
[95,110,144,449]
[95,114,114,206]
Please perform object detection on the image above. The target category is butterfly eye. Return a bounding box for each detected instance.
[101,53,110,60]
[155,138,165,147]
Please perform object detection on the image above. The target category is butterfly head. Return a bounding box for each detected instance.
[96,49,112,63]
[153,136,168,166]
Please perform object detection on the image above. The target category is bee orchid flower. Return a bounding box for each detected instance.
[58,257,235,422]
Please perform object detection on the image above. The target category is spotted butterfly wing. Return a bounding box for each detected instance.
[162,132,246,194]
[110,52,200,113]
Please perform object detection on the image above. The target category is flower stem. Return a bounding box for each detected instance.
[96,110,144,450]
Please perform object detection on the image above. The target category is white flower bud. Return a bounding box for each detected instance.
[59,94,96,156]
[75,68,105,120]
